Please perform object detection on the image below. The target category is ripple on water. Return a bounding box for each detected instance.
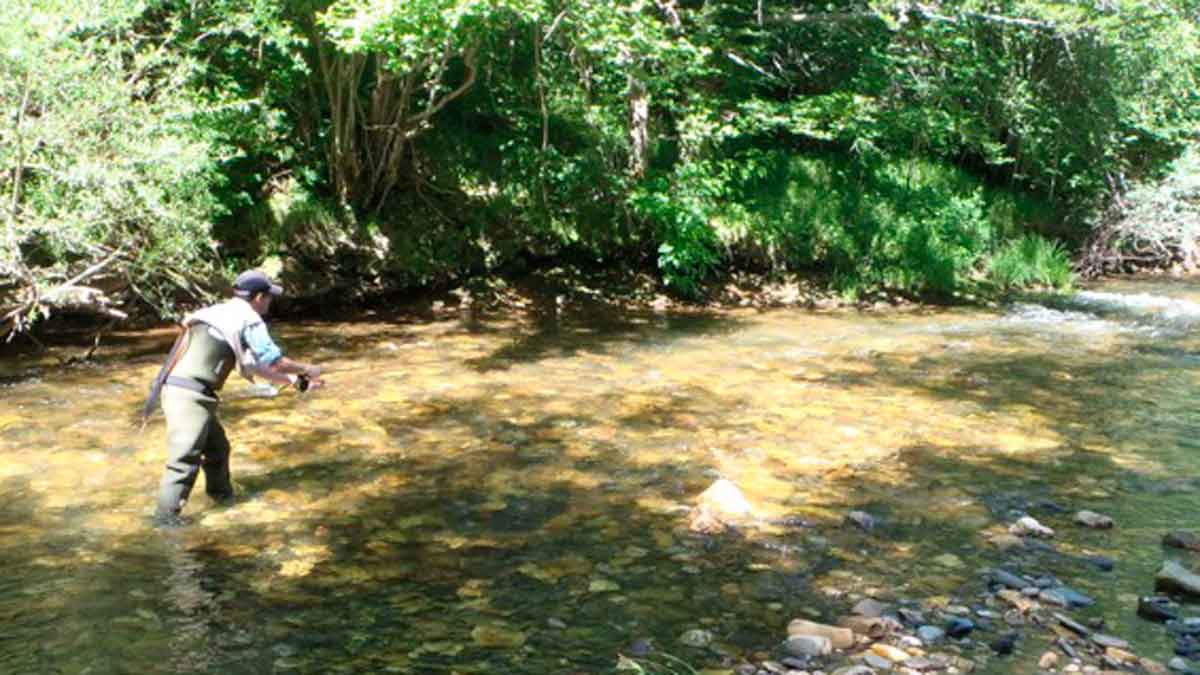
[2,282,1200,672]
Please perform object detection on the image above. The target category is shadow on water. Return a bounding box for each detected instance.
[8,296,1200,673]
[463,310,739,373]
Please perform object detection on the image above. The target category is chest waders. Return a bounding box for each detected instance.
[153,323,238,521]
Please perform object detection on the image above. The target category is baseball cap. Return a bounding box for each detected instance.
[233,270,283,297]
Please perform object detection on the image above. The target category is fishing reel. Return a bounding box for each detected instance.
[294,373,311,392]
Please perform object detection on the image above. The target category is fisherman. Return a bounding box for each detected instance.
[146,270,325,523]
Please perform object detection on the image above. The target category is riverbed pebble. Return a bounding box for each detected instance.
[916,626,945,643]
[785,634,833,657]
[853,598,890,618]
[846,511,878,531]
[1009,516,1054,538]
[1074,510,1114,529]
[1164,531,1200,552]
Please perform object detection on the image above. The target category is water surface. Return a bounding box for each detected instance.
[2,278,1200,673]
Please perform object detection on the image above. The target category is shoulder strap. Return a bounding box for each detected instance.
[140,325,190,423]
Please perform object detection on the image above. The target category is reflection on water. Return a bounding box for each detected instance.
[2,278,1200,673]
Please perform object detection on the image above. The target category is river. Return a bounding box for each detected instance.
[2,278,1199,674]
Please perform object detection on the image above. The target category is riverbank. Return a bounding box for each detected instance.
[0,263,948,367]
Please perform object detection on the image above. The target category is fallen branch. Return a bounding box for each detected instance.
[2,248,128,342]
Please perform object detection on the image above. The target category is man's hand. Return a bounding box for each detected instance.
[302,364,325,390]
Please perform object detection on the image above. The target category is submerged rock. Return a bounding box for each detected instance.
[1157,561,1200,597]
[1074,510,1115,529]
[945,617,975,638]
[1139,596,1179,623]
[988,568,1030,590]
[870,642,911,663]
[696,479,755,519]
[1164,531,1200,552]
[1040,586,1095,608]
[846,511,878,532]
[986,533,1025,551]
[917,625,945,643]
[787,618,855,649]
[1009,516,1054,538]
[839,615,895,638]
[990,631,1019,655]
[1092,633,1130,650]
[784,633,832,657]
[853,598,890,618]
[679,628,714,648]
[627,637,655,657]
[689,479,757,533]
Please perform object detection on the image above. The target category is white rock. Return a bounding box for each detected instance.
[1009,516,1054,538]
[696,478,755,520]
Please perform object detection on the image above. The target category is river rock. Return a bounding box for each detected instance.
[1039,651,1059,669]
[863,652,893,670]
[846,510,878,531]
[870,642,911,663]
[1055,612,1091,636]
[697,479,754,517]
[946,617,975,638]
[917,625,945,643]
[787,619,855,648]
[686,505,727,534]
[1092,633,1129,650]
[1138,596,1179,623]
[853,598,890,617]
[1169,656,1189,671]
[1042,586,1095,608]
[1009,516,1054,538]
[991,631,1019,655]
[987,532,1025,551]
[997,589,1037,613]
[1157,560,1200,597]
[784,633,832,657]
[989,568,1030,590]
[1074,510,1114,529]
[840,615,894,638]
[1164,531,1200,552]
[932,553,964,569]
[1137,653,1166,667]
[627,637,655,657]
[679,628,714,647]
[832,666,877,675]
[1141,658,1168,674]
[1106,645,1137,664]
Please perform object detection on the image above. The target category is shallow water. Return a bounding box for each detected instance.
[2,278,1200,674]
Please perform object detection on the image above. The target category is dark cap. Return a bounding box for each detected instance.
[233,270,283,297]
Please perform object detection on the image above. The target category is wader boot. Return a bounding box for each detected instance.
[154,323,236,521]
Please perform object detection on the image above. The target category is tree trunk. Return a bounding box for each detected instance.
[628,76,650,178]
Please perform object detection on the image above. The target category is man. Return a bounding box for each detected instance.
[149,270,325,523]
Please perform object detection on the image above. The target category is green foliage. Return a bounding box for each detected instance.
[0,0,226,321]
[3,0,1198,328]
[704,151,1002,295]
[987,234,1075,290]
[630,166,724,297]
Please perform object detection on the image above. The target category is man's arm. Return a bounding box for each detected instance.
[244,323,325,389]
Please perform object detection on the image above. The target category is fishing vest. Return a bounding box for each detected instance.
[170,323,236,390]
[181,298,267,385]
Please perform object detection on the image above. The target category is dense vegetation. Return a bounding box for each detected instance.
[2,0,1198,334]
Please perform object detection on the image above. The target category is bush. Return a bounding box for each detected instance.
[987,234,1075,291]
